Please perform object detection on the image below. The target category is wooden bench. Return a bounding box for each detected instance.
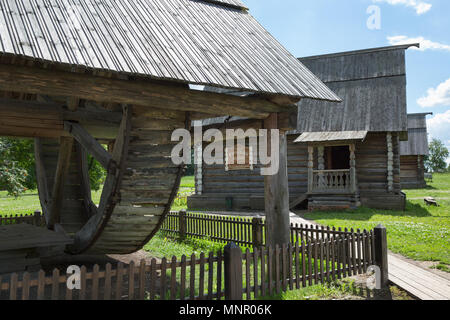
[424,197,439,207]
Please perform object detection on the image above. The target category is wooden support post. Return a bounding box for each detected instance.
[48,136,74,230]
[373,225,389,288]
[179,210,187,241]
[34,138,50,223]
[308,146,314,193]
[387,133,394,192]
[224,242,243,300]
[75,141,97,218]
[264,114,290,248]
[317,146,325,189]
[194,143,203,195]
[349,144,357,193]
[252,217,264,248]
[34,210,42,226]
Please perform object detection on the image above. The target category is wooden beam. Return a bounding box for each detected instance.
[0,64,296,119]
[263,114,290,248]
[0,97,121,139]
[48,137,74,230]
[64,121,113,171]
[75,141,98,219]
[66,97,80,111]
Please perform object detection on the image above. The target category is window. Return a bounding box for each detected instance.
[225,145,254,171]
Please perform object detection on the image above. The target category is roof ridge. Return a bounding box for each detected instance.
[299,43,420,61]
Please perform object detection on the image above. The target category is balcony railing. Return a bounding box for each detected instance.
[310,169,352,193]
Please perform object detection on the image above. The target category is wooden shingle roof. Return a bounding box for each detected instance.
[0,0,339,101]
[296,45,417,133]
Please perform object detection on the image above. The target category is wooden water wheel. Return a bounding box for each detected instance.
[34,104,189,254]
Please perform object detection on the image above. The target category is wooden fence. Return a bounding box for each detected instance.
[161,211,371,249]
[0,225,387,300]
[0,211,45,226]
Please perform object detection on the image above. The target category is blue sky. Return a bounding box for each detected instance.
[244,0,450,164]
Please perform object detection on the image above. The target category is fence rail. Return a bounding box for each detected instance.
[0,211,45,226]
[162,211,368,248]
[0,227,382,300]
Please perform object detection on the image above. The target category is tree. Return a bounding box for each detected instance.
[0,139,28,197]
[0,137,106,196]
[88,155,106,191]
[425,138,450,173]
[2,138,36,190]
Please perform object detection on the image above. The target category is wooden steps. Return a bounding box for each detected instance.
[289,194,308,209]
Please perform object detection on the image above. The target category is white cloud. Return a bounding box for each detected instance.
[373,0,432,15]
[418,78,450,108]
[387,36,450,52]
[427,111,450,153]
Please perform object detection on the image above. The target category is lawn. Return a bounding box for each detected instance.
[145,231,412,300]
[304,173,450,271]
[0,175,195,217]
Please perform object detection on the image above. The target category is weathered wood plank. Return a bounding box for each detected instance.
[48,137,74,229]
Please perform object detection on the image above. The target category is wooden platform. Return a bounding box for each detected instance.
[389,254,450,300]
[0,224,73,274]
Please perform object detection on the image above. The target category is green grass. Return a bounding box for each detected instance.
[144,232,226,259]
[0,175,196,216]
[0,189,103,217]
[172,175,195,211]
[258,280,359,300]
[304,173,450,269]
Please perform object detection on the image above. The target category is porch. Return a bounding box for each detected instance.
[297,131,366,210]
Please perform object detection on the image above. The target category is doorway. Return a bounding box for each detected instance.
[324,146,350,170]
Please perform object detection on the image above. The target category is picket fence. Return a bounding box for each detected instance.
[0,211,387,300]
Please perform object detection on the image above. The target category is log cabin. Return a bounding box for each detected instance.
[188,44,417,212]
[400,113,432,189]
[0,0,340,271]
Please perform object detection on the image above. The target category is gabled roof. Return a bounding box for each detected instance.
[400,113,433,156]
[296,44,416,134]
[0,0,339,101]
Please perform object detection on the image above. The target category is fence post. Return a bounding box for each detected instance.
[224,242,243,300]
[252,217,263,248]
[179,210,187,241]
[34,210,42,226]
[373,225,389,288]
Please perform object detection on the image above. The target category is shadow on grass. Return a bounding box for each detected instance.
[304,201,433,222]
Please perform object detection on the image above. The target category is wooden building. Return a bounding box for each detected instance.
[189,44,417,211]
[400,113,432,189]
[0,0,340,262]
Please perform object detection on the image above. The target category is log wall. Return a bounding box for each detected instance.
[356,132,405,210]
[189,132,406,211]
[400,155,426,189]
[189,135,308,210]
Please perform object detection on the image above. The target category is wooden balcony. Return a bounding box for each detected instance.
[309,169,355,194]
